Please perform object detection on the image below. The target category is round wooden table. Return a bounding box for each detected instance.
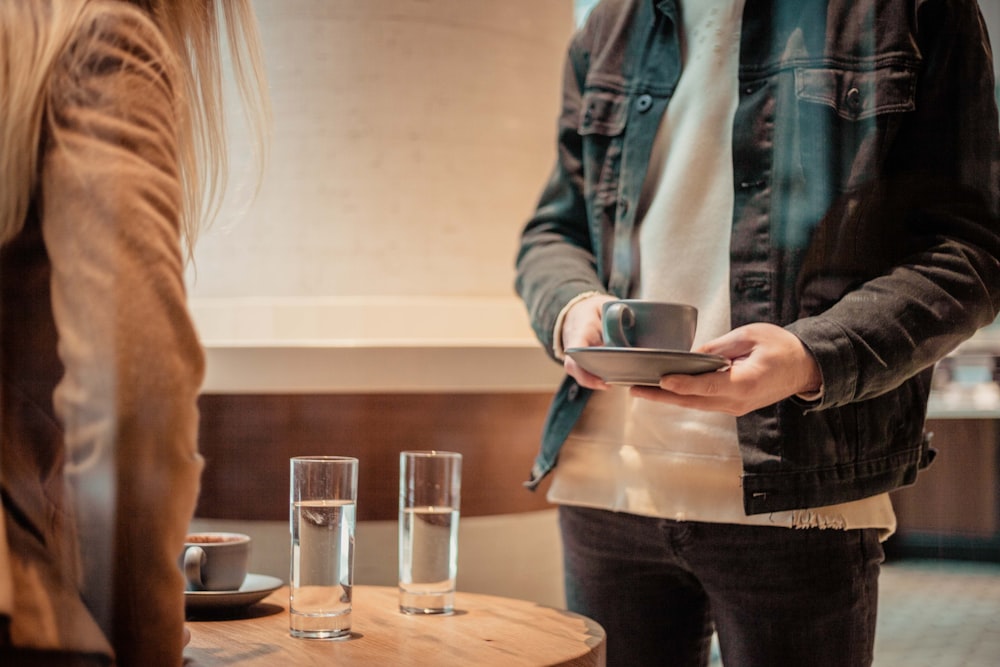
[184,585,606,666]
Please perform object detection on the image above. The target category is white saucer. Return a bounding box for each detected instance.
[566,347,729,386]
[184,573,283,612]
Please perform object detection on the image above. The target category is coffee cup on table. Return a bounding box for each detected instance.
[181,532,250,591]
[601,300,697,351]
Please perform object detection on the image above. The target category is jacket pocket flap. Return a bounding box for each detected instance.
[795,66,916,120]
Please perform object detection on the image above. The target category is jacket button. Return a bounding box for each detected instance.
[635,94,653,113]
[567,383,580,401]
[845,87,862,112]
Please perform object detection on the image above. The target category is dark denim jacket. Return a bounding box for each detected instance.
[515,0,1000,514]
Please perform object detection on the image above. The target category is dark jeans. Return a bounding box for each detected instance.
[559,505,883,667]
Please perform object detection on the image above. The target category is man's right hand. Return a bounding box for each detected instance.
[561,294,615,390]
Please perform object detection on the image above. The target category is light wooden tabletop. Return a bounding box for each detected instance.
[183,585,606,666]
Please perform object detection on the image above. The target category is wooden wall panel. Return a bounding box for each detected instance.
[892,419,999,537]
[195,393,556,521]
[198,397,1000,541]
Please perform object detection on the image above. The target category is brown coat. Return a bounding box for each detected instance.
[1,3,204,665]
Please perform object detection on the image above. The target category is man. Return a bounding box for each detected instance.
[515,1,999,665]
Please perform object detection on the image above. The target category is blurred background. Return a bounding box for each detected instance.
[186,2,1000,665]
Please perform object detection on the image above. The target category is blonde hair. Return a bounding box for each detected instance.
[0,0,269,256]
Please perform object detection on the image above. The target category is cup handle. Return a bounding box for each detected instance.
[183,546,206,590]
[603,302,636,347]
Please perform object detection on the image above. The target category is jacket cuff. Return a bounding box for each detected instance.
[785,316,858,409]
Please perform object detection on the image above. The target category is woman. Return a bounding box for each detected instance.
[0,1,268,664]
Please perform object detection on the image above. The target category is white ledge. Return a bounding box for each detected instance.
[190,296,564,394]
[192,298,999,401]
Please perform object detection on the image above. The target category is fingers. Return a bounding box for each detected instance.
[630,374,749,416]
[658,370,722,396]
[658,369,745,414]
[563,296,613,350]
[565,357,609,390]
[693,327,754,358]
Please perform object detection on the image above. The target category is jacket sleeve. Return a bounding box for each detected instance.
[41,7,204,665]
[787,0,1000,408]
[515,29,607,359]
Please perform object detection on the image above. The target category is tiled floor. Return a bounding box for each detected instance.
[709,558,1000,666]
[873,559,1000,667]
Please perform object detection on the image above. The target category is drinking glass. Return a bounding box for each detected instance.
[398,450,462,614]
[289,456,358,639]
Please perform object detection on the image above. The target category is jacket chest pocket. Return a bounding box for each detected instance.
[793,65,917,190]
[579,89,629,212]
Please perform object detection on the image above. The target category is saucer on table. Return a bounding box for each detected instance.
[184,573,283,612]
[565,347,729,386]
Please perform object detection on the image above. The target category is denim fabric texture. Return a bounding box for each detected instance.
[516,0,1000,514]
[560,505,883,667]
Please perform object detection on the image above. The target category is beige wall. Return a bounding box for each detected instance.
[186,1,999,303]
[186,0,575,301]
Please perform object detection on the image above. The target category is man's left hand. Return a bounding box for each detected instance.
[630,323,822,416]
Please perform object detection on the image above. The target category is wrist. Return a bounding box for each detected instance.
[796,353,823,400]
